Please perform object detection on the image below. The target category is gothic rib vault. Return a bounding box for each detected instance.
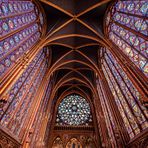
[39,0,111,125]
[38,1,111,147]
[0,0,148,148]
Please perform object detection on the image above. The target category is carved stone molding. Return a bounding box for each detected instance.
[126,129,148,148]
[0,128,21,148]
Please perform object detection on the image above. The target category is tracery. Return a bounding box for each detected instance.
[56,94,92,126]
[101,47,148,139]
[0,0,46,140]
[0,48,48,138]
[0,0,148,147]
[0,0,44,78]
[105,0,148,77]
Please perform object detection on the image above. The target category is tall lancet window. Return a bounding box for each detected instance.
[0,0,45,78]
[101,47,148,139]
[0,48,48,138]
[105,0,148,77]
[0,0,46,140]
[96,79,117,147]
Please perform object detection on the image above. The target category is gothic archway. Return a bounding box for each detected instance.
[66,138,82,148]
[52,137,64,148]
[85,137,96,148]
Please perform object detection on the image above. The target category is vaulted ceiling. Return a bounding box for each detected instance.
[39,0,112,105]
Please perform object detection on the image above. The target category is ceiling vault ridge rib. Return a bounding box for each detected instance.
[75,43,99,49]
[62,84,88,87]
[39,0,74,17]
[39,1,111,47]
[46,59,97,82]
[44,34,101,44]
[50,68,97,98]
[54,69,93,85]
[76,50,101,77]
[49,73,98,107]
[56,88,91,105]
[53,77,92,95]
[39,0,111,18]
[54,76,89,91]
[56,65,92,71]
[38,0,111,118]
[51,50,96,72]
[45,18,73,40]
[48,43,74,49]
[76,0,112,17]
[46,50,73,75]
[77,19,100,36]
[45,46,101,80]
[57,89,89,101]
[50,77,91,101]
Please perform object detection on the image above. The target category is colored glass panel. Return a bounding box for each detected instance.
[0,32,41,77]
[0,0,44,78]
[29,82,51,147]
[101,47,148,139]
[0,47,48,138]
[96,79,117,147]
[0,1,38,37]
[106,0,148,77]
[57,94,92,126]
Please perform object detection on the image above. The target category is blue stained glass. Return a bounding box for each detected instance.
[0,31,41,77]
[9,60,47,135]
[0,12,38,37]
[106,0,148,77]
[2,3,9,14]
[101,47,148,139]
[140,2,148,15]
[0,50,47,138]
[2,22,9,31]
[1,51,39,116]
[116,1,148,16]
[57,94,92,126]
[0,1,35,17]
[0,0,44,79]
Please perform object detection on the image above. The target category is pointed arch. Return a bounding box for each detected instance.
[52,136,64,148]
[66,138,82,148]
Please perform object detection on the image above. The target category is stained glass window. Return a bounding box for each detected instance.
[105,0,148,77]
[0,0,44,78]
[96,79,117,147]
[0,0,47,141]
[56,94,92,126]
[29,81,51,147]
[0,47,48,139]
[101,47,148,139]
